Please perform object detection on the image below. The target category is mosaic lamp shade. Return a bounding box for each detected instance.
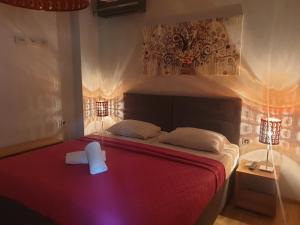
[259,117,281,145]
[258,117,281,173]
[0,0,89,11]
[96,100,109,117]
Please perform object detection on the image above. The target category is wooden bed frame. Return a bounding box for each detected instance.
[0,92,242,225]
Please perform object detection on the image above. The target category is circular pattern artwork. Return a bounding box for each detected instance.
[143,16,242,76]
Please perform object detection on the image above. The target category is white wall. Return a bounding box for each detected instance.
[57,13,84,140]
[0,4,83,148]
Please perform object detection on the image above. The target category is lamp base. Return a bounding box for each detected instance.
[259,161,274,173]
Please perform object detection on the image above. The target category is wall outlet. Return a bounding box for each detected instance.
[241,138,250,145]
[29,37,48,46]
[14,35,27,45]
[14,34,47,46]
[57,120,66,128]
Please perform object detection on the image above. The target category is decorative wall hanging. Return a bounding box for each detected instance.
[143,15,243,76]
[0,0,89,11]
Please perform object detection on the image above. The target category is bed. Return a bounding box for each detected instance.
[0,92,242,225]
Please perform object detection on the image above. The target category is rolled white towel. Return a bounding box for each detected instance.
[65,150,106,165]
[65,151,88,164]
[85,142,108,175]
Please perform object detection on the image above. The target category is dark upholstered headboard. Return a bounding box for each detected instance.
[123,93,242,145]
[123,93,173,131]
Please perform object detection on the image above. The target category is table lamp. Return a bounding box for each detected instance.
[259,117,281,172]
[96,100,109,134]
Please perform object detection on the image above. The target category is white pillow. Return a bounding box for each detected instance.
[159,127,228,153]
[106,120,161,139]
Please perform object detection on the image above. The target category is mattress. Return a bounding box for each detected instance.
[103,132,239,178]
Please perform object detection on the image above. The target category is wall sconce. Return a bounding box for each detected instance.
[259,117,281,172]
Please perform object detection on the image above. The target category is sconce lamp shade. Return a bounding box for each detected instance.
[259,117,281,145]
[96,100,108,117]
[0,0,89,11]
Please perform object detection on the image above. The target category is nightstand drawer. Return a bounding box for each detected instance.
[238,173,277,195]
[235,189,276,216]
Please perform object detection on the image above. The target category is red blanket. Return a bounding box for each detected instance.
[0,136,225,225]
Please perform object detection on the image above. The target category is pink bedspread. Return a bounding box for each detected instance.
[0,136,225,225]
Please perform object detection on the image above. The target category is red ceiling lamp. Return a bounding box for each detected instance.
[0,0,89,11]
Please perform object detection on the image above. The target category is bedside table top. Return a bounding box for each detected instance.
[237,160,280,180]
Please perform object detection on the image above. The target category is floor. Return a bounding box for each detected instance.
[214,199,300,225]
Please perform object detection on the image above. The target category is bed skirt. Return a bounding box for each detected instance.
[0,174,234,225]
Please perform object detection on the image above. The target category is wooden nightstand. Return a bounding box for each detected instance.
[235,160,280,216]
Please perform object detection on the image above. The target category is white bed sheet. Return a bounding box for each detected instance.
[103,132,239,179]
